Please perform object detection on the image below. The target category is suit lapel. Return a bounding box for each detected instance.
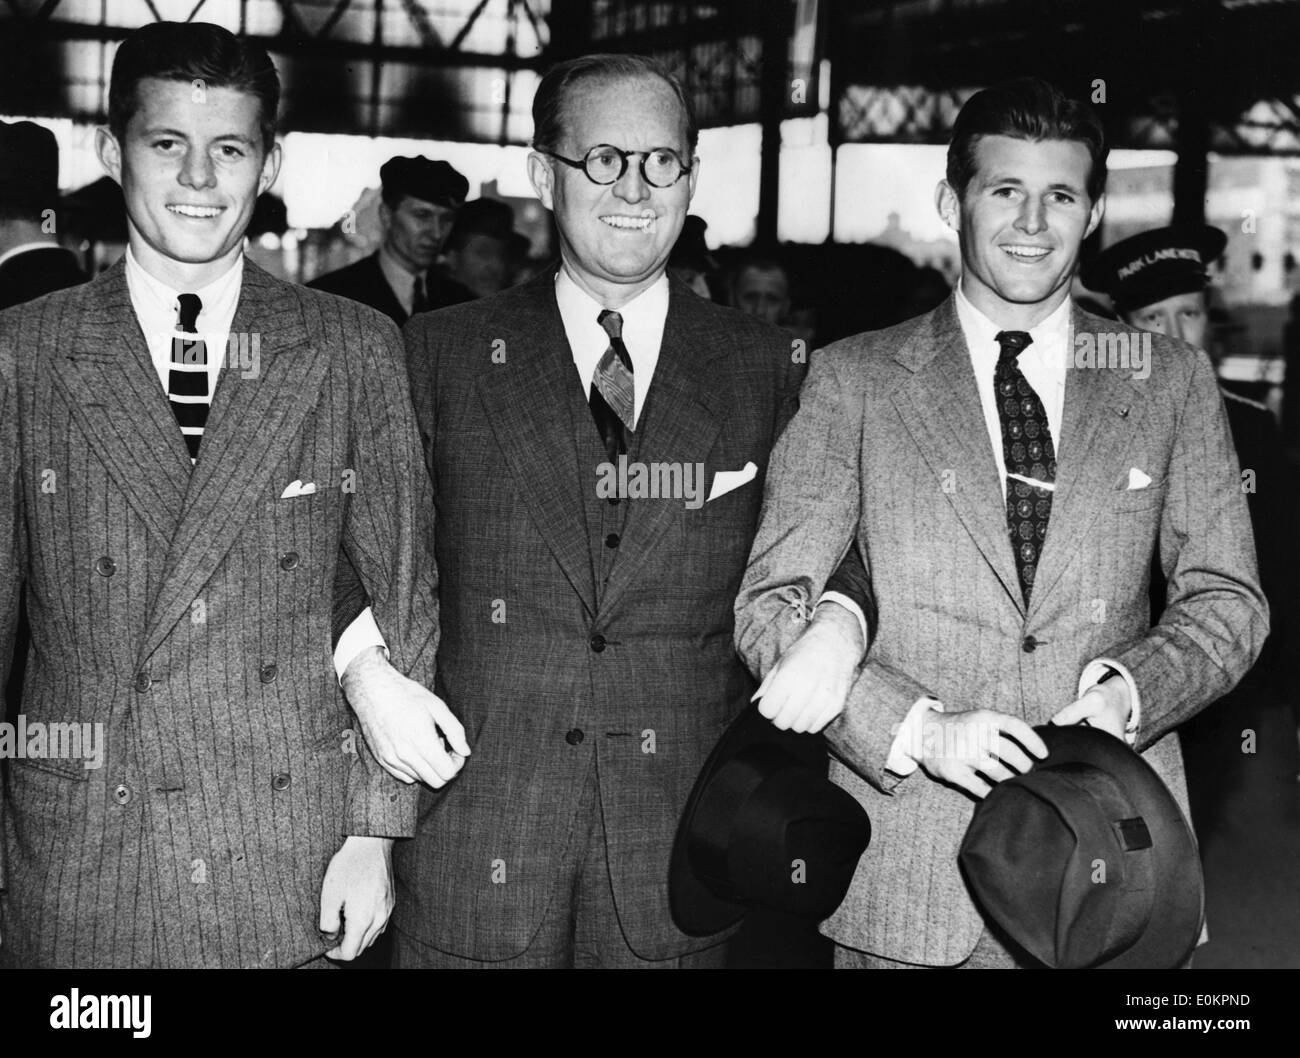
[1026,308,1145,617]
[891,298,1025,613]
[140,260,328,661]
[53,260,192,546]
[474,276,598,616]
[596,284,727,618]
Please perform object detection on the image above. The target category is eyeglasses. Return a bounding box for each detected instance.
[541,144,694,188]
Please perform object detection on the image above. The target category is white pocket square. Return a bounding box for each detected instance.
[707,461,758,503]
[280,479,317,499]
[1126,468,1152,491]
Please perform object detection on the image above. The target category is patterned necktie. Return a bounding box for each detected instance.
[590,309,635,459]
[994,330,1056,601]
[412,274,429,316]
[169,292,209,463]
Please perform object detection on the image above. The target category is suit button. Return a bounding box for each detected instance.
[565,728,585,746]
[260,663,278,683]
[589,635,606,653]
[95,556,117,577]
[604,533,620,549]
[112,783,132,806]
[134,671,151,693]
[1022,636,1038,653]
[279,551,300,571]
[271,772,291,792]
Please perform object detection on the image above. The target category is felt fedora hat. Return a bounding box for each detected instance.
[669,702,871,937]
[959,724,1203,969]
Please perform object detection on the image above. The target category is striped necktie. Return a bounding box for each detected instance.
[994,329,1056,600]
[594,309,635,432]
[169,292,209,463]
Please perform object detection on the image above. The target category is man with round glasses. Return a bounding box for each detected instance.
[369,52,872,968]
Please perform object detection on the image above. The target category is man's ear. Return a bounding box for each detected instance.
[935,180,960,231]
[1085,191,1105,240]
[686,155,700,203]
[527,151,555,210]
[95,126,123,184]
[258,141,282,196]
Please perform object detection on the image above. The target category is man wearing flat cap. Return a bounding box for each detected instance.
[0,120,84,312]
[309,155,473,324]
[1082,224,1299,833]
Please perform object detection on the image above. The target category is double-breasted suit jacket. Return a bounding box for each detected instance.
[0,259,437,967]
[392,271,816,960]
[735,296,1268,966]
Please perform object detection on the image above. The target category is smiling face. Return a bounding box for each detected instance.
[527,74,697,308]
[938,134,1103,330]
[97,77,280,289]
[1125,290,1208,348]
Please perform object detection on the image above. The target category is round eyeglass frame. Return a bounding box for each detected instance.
[541,144,694,188]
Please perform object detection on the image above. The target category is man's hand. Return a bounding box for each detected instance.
[916,708,1048,799]
[341,646,470,787]
[753,602,864,733]
[319,835,394,961]
[1051,676,1131,741]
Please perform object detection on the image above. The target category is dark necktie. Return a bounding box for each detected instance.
[994,330,1056,601]
[412,274,430,316]
[169,292,209,463]
[589,309,636,463]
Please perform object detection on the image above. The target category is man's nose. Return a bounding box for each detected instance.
[612,158,651,204]
[1015,197,1046,235]
[178,148,216,190]
[1170,316,1186,342]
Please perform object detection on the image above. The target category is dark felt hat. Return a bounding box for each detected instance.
[959,724,1203,969]
[669,703,872,936]
[0,120,60,213]
[1080,225,1227,314]
[379,156,468,208]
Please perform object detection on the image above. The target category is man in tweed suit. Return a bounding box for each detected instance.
[371,53,870,968]
[735,78,1268,968]
[0,22,465,968]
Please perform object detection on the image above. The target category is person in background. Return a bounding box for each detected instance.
[666,214,718,300]
[729,252,792,326]
[1083,224,1300,793]
[0,120,85,312]
[441,197,519,299]
[308,156,471,323]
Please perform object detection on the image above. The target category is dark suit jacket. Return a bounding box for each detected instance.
[0,246,84,312]
[307,251,471,326]
[391,272,850,961]
[0,259,438,967]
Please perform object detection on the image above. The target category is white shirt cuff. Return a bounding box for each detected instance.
[1078,658,1141,745]
[334,607,389,685]
[815,592,868,654]
[886,696,944,777]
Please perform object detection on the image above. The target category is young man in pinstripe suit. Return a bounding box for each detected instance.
[0,21,465,968]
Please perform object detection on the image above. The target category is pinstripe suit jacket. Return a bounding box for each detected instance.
[735,296,1269,966]
[393,271,806,961]
[0,258,436,968]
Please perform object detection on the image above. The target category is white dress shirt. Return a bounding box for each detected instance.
[887,281,1140,776]
[124,246,242,398]
[378,245,422,319]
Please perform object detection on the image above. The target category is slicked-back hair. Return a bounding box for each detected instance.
[947,77,1108,204]
[108,21,280,155]
[531,53,698,156]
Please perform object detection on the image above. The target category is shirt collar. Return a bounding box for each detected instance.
[124,245,244,328]
[554,265,669,360]
[954,279,1072,366]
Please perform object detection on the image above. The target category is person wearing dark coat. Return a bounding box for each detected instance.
[308,156,472,324]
